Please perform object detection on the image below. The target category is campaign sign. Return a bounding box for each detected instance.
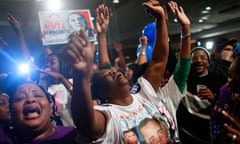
[39,9,95,45]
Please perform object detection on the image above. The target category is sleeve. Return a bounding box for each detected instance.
[173,55,191,93]
[99,64,112,70]
[92,105,122,143]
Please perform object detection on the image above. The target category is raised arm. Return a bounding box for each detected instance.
[169,1,191,59]
[0,37,8,48]
[95,4,111,68]
[39,69,73,92]
[142,0,169,91]
[168,1,191,93]
[135,36,148,65]
[113,42,127,71]
[64,30,106,140]
[8,13,31,60]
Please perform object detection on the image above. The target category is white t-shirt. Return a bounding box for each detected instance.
[93,76,176,144]
[161,75,186,141]
[48,79,75,127]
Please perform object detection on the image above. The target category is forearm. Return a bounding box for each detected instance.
[153,18,168,63]
[17,30,31,60]
[180,24,191,58]
[173,55,191,93]
[174,23,191,93]
[72,73,96,136]
[144,16,169,91]
[98,33,111,67]
[135,46,147,65]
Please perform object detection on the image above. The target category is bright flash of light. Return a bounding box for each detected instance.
[18,63,30,74]
[47,0,62,11]
[206,41,214,50]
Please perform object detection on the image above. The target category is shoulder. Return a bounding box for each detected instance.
[34,126,80,144]
[130,83,141,94]
[49,126,78,140]
[0,127,12,143]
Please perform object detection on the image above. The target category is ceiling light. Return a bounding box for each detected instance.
[201,10,210,14]
[113,0,120,4]
[173,18,178,23]
[198,19,204,23]
[206,41,214,50]
[205,6,212,11]
[202,15,210,20]
[47,0,62,11]
[197,41,202,47]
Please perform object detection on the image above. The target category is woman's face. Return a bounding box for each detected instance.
[68,13,86,31]
[0,94,11,122]
[11,83,52,131]
[95,68,130,101]
[45,55,60,72]
[98,68,129,89]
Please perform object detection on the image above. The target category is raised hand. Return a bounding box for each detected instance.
[142,0,167,20]
[95,4,109,34]
[64,30,95,78]
[113,43,122,54]
[168,1,190,25]
[95,4,111,67]
[8,13,31,60]
[139,36,148,47]
[7,13,22,33]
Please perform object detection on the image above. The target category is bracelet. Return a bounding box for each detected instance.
[180,34,191,40]
[139,52,146,56]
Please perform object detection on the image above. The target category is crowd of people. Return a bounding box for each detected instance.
[0,0,240,144]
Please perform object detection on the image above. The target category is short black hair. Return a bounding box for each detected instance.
[1,74,52,105]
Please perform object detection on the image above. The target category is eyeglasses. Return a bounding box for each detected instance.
[192,55,208,61]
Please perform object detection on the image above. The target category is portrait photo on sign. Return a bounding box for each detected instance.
[39,9,95,45]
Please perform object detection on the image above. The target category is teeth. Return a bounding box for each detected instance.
[25,112,39,119]
[24,109,40,116]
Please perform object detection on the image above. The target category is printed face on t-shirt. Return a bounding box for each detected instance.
[139,120,168,144]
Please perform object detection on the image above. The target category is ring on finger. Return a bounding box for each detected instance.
[99,20,104,25]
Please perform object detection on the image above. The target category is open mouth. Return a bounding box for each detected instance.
[115,73,123,81]
[23,107,41,119]
[194,63,204,70]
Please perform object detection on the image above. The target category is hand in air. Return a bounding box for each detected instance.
[64,30,95,78]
